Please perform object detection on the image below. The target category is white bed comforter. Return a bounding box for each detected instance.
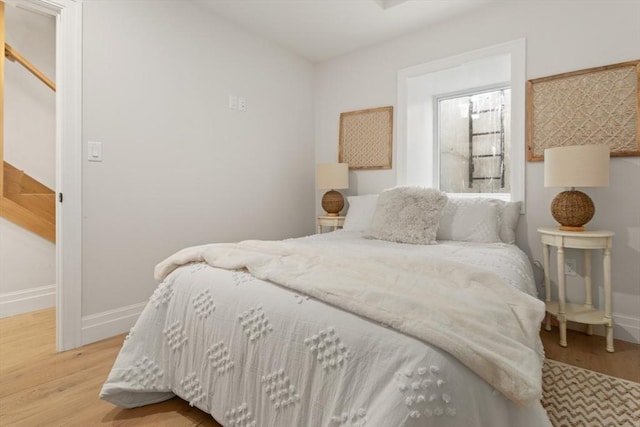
[101,231,551,426]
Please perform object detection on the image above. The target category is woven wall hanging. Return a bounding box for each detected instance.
[526,60,639,161]
[339,106,393,169]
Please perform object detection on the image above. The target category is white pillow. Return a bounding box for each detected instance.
[343,194,379,232]
[495,200,522,244]
[364,187,448,245]
[436,197,501,243]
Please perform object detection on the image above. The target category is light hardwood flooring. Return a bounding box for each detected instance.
[0,309,221,427]
[540,324,640,383]
[0,308,638,426]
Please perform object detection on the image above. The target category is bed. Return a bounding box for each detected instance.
[100,188,552,426]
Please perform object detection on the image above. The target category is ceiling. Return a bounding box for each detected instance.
[196,0,498,62]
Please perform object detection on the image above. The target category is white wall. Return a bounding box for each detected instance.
[0,6,56,317]
[3,5,56,188]
[81,0,315,331]
[315,1,640,342]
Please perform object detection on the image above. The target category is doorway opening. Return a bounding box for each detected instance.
[0,1,57,327]
[0,0,82,352]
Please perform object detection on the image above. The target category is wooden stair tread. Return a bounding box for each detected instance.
[1,161,56,242]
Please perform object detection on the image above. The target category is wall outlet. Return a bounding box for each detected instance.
[565,258,577,276]
[238,97,247,111]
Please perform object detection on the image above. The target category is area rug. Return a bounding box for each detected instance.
[541,359,640,427]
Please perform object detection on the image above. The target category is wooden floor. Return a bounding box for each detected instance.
[540,324,640,383]
[0,309,638,426]
[0,309,221,427]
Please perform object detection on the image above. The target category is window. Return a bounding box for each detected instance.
[437,87,511,194]
[397,39,526,206]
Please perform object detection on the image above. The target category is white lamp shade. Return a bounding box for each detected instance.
[316,163,349,189]
[544,145,610,188]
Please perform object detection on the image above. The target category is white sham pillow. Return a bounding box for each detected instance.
[436,197,501,243]
[343,194,379,232]
[364,187,448,245]
[495,200,522,244]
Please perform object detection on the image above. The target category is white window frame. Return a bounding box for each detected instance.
[396,39,526,210]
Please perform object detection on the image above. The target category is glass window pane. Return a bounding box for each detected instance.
[438,88,511,194]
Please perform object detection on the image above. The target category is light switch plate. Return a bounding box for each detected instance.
[88,141,102,162]
[229,95,238,109]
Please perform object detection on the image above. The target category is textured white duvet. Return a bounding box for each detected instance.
[101,231,551,426]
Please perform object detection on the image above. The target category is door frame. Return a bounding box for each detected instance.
[18,0,82,351]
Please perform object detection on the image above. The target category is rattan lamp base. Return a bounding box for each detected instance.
[321,190,344,216]
[551,190,595,231]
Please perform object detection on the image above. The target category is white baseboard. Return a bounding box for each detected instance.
[614,312,640,344]
[81,302,146,346]
[566,312,640,344]
[0,285,56,318]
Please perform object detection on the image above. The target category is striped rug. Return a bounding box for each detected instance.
[542,359,640,427]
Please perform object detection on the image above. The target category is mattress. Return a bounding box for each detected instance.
[100,231,551,426]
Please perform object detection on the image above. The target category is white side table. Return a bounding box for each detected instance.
[317,216,345,234]
[538,227,614,352]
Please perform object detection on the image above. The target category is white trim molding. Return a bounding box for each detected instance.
[0,285,56,318]
[81,302,146,345]
[613,312,640,344]
[566,312,640,345]
[55,0,83,352]
[397,38,526,211]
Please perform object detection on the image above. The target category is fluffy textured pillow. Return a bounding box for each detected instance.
[364,187,448,245]
[436,197,501,243]
[343,194,379,232]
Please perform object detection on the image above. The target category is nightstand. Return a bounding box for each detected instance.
[317,216,345,234]
[538,227,614,352]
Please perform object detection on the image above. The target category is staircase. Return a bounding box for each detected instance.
[1,162,55,242]
[1,3,56,243]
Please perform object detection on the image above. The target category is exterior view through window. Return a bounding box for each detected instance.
[437,88,511,194]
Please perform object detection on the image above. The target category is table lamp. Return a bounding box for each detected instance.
[544,145,610,231]
[316,163,349,216]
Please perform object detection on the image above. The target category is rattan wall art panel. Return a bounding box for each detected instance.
[526,60,639,161]
[339,106,393,169]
